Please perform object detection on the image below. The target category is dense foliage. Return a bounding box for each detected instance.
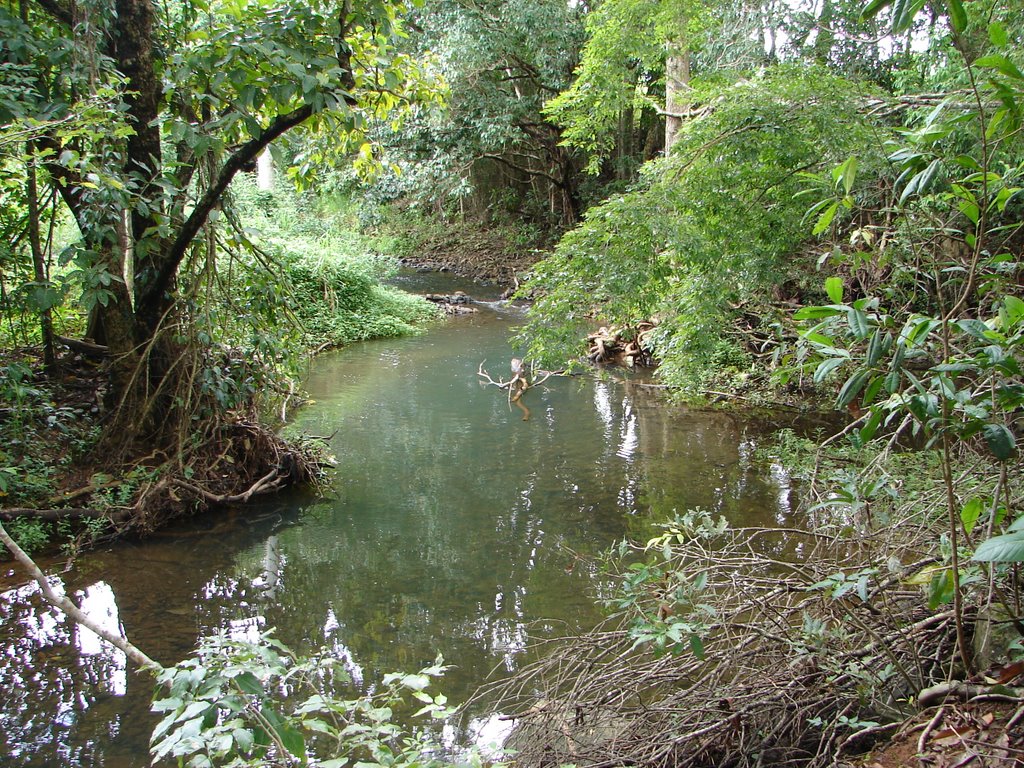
[3,0,1024,765]
[521,67,891,391]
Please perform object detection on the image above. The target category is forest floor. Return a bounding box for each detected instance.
[854,699,1024,767]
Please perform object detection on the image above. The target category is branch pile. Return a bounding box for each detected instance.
[473,517,1016,768]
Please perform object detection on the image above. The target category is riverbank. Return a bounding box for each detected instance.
[1,291,815,767]
[381,214,553,286]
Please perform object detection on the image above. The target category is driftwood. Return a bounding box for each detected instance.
[587,323,656,368]
[478,359,561,420]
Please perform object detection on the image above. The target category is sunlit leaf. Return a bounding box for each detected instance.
[989,22,1008,47]
[960,497,983,535]
[825,276,844,304]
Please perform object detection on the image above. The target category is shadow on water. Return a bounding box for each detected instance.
[1,274,831,766]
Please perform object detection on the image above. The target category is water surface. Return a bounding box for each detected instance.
[1,274,809,766]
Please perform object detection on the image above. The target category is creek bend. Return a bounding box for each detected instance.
[3,272,810,767]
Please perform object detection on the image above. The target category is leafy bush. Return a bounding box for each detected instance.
[519,67,891,393]
[218,174,440,354]
[151,632,490,768]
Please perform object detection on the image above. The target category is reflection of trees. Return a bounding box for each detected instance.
[0,581,132,767]
[0,315,810,768]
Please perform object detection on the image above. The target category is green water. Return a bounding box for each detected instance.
[0,274,812,767]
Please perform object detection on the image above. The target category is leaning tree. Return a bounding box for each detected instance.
[2,0,435,449]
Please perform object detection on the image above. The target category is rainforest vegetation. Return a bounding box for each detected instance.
[1,0,1023,764]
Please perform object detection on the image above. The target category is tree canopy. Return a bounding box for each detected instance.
[1,0,440,445]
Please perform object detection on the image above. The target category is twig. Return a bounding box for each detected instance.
[918,706,946,758]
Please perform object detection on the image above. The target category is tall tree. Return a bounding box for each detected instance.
[370,0,585,225]
[3,0,435,446]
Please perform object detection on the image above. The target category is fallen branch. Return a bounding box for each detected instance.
[0,506,131,522]
[0,521,161,672]
[55,334,109,357]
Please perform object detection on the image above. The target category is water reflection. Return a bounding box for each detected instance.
[1,293,818,767]
[0,577,133,767]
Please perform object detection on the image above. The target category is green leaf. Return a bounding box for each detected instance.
[837,369,870,408]
[277,724,305,757]
[861,0,891,20]
[989,22,1009,47]
[892,0,926,33]
[982,423,1016,461]
[904,317,937,346]
[975,54,1024,81]
[812,201,839,235]
[957,318,993,341]
[234,671,263,695]
[1004,295,1024,327]
[860,407,885,442]
[825,277,844,304]
[232,728,255,753]
[794,305,846,320]
[856,573,870,602]
[943,0,967,33]
[814,357,847,383]
[899,158,943,203]
[960,497,983,535]
[689,634,705,659]
[973,531,1024,562]
[847,308,871,340]
[927,569,953,609]
[862,375,885,405]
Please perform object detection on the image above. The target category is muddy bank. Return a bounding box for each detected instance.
[397,224,549,286]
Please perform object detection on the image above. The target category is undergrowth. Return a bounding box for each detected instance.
[0,177,440,553]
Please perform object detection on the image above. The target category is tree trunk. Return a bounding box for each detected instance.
[25,142,56,370]
[664,48,691,154]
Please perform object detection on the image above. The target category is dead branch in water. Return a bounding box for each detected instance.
[0,522,161,671]
[478,359,563,419]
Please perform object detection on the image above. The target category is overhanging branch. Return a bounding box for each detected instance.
[146,103,314,307]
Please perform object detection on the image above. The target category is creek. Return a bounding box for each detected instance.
[2,271,813,767]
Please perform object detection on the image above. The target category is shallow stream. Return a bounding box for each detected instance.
[1,272,813,766]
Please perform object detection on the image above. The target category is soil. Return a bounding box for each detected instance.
[853,699,1024,767]
[397,223,547,287]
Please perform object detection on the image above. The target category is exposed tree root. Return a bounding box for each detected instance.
[587,323,657,368]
